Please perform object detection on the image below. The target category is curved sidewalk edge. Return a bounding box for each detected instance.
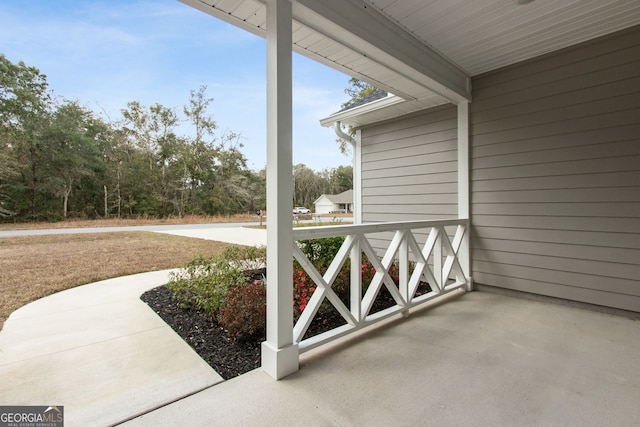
[153,226,267,246]
[0,269,223,427]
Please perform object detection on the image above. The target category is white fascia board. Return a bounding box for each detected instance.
[319,94,403,127]
[294,0,471,103]
[319,94,452,128]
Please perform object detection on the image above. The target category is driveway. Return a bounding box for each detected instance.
[0,222,259,238]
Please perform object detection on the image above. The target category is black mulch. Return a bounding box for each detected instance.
[141,280,431,380]
[141,286,262,380]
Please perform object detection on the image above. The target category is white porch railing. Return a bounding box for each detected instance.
[291,219,472,353]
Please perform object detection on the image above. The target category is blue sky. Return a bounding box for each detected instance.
[0,0,353,171]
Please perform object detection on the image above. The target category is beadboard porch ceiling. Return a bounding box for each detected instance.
[181,0,640,125]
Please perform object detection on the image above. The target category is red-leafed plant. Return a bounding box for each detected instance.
[293,267,316,316]
[217,280,266,339]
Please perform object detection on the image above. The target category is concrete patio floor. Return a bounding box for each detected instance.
[123,289,640,427]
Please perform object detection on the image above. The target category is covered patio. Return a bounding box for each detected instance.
[178,0,640,381]
[124,289,640,425]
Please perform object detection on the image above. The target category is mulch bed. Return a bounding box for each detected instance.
[141,286,262,379]
[141,279,430,380]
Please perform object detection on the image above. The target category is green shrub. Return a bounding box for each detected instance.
[166,245,266,316]
[217,280,266,339]
[221,245,267,272]
[295,236,351,307]
[297,236,345,273]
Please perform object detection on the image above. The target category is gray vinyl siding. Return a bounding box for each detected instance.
[471,27,640,312]
[358,26,640,312]
[360,105,459,223]
[360,106,459,254]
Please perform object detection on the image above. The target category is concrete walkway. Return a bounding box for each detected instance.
[154,225,267,246]
[0,226,266,426]
[0,270,223,427]
[0,222,264,240]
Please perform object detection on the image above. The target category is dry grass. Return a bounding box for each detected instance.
[0,232,235,327]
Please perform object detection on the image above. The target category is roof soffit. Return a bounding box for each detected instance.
[179,0,471,104]
[293,0,471,103]
[180,0,640,127]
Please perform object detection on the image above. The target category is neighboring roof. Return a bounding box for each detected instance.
[321,90,413,129]
[339,90,388,113]
[314,189,353,205]
[319,93,435,129]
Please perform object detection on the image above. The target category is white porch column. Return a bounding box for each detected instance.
[261,0,299,380]
[457,101,473,291]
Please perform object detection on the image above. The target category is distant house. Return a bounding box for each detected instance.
[314,190,353,214]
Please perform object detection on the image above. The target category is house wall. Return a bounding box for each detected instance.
[360,26,640,312]
[360,104,459,222]
[360,105,459,252]
[314,196,334,215]
[471,26,640,312]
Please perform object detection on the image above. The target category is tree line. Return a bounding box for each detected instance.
[0,54,352,222]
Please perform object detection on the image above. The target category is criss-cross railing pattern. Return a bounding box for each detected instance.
[292,219,471,352]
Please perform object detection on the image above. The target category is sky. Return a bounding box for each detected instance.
[0,0,353,171]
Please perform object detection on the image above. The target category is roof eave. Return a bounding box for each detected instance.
[320,94,452,128]
[180,0,472,107]
[320,94,404,127]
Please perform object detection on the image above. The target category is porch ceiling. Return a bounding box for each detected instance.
[181,0,640,125]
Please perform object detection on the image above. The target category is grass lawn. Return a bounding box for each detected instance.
[0,213,354,328]
[0,230,235,328]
